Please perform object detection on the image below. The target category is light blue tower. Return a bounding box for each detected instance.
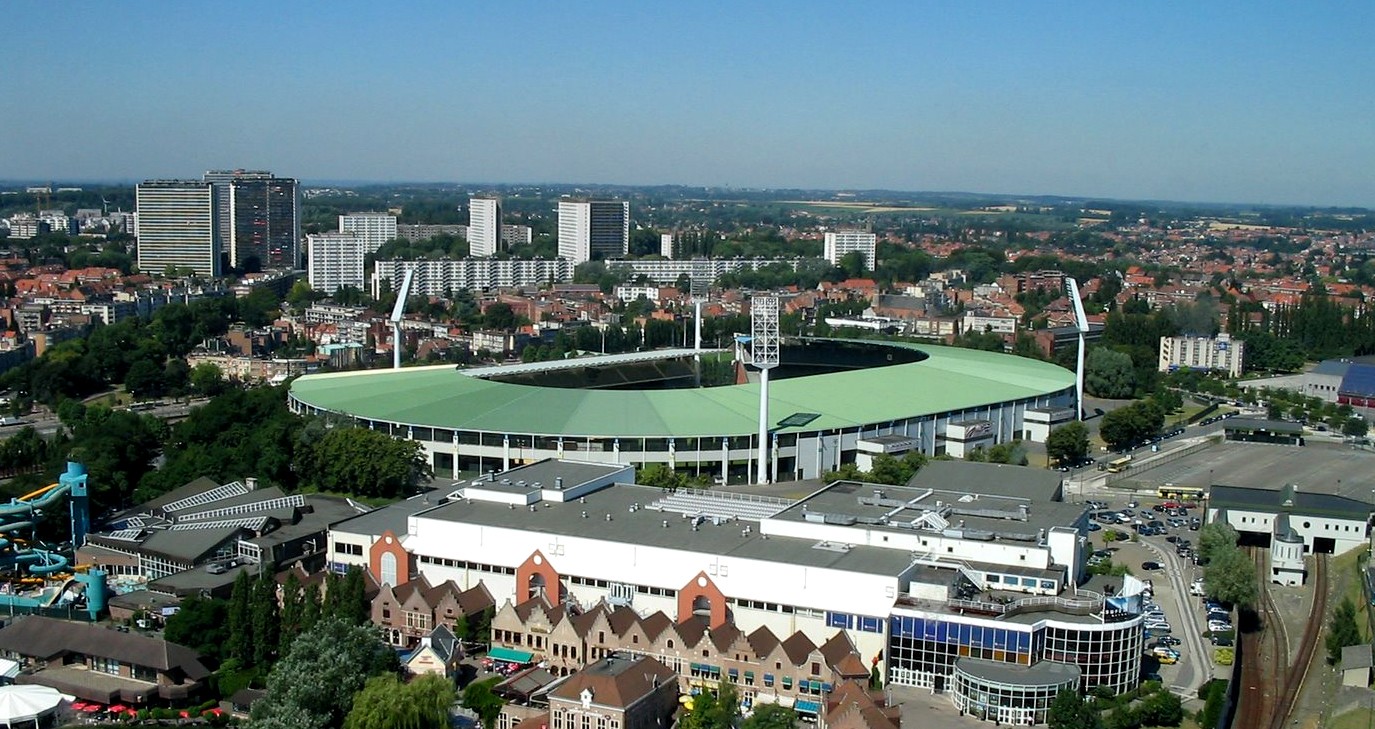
[60,462,89,547]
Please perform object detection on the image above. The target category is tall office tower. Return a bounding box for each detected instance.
[306,233,367,294]
[823,230,878,271]
[204,170,301,271]
[339,212,398,253]
[557,199,630,264]
[135,180,219,277]
[468,196,502,257]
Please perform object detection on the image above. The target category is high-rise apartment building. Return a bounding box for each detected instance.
[339,212,398,253]
[558,199,630,264]
[823,230,877,271]
[468,196,502,257]
[1158,333,1245,378]
[204,170,300,271]
[660,233,674,259]
[135,180,219,277]
[306,233,367,295]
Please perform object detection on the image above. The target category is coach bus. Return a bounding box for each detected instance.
[1105,456,1133,473]
[1158,484,1206,502]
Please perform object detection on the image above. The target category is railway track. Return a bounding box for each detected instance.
[1269,553,1327,729]
[1233,548,1328,729]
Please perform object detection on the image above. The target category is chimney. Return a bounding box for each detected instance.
[246,477,258,490]
[556,477,564,490]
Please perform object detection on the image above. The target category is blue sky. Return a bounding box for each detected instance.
[4,1,1373,206]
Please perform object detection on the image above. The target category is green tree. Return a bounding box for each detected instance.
[483,302,517,331]
[340,565,369,625]
[1344,417,1370,438]
[741,703,797,729]
[227,570,254,664]
[1203,544,1257,608]
[163,593,230,661]
[986,441,1028,465]
[1136,687,1184,727]
[638,463,689,490]
[249,617,398,729]
[278,572,304,656]
[189,362,227,397]
[296,426,431,499]
[1326,597,1363,664]
[345,673,455,729]
[1198,522,1239,561]
[1046,688,1100,729]
[1085,348,1136,399]
[681,682,740,729]
[1046,421,1090,466]
[251,569,281,666]
[461,677,506,729]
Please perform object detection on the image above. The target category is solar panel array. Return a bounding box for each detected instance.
[161,481,249,513]
[166,516,270,532]
[177,494,305,523]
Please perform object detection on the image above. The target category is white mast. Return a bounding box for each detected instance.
[390,266,416,369]
[751,296,780,484]
[1066,277,1090,420]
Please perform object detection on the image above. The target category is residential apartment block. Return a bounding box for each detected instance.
[824,230,877,270]
[469,197,502,257]
[372,258,572,296]
[1157,333,1244,377]
[558,200,629,264]
[307,233,367,294]
[339,212,398,253]
[135,180,219,277]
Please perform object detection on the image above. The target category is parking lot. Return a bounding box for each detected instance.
[1115,440,1375,501]
[1085,497,1222,698]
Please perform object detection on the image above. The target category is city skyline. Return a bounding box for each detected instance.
[3,2,1374,208]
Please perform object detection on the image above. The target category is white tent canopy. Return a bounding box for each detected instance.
[0,685,68,728]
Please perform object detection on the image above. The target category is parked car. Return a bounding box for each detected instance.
[1211,634,1234,647]
[1141,561,1164,571]
[1208,620,1233,633]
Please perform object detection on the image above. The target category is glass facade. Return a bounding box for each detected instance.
[887,610,1142,696]
[951,658,1080,725]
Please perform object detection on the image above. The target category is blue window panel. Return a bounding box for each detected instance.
[986,574,1000,583]
[1021,577,1036,587]
[957,624,971,644]
[935,621,948,643]
[859,616,883,633]
[827,612,853,629]
[1040,580,1055,590]
[799,680,810,691]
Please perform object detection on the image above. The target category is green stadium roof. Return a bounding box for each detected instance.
[288,343,1074,439]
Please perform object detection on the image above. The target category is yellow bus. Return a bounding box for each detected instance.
[1158,485,1205,502]
[1106,456,1133,473]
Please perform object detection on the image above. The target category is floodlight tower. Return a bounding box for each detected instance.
[751,295,780,484]
[1066,277,1090,420]
[390,266,417,369]
[691,270,709,386]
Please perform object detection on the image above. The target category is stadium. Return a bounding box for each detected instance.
[287,339,1076,482]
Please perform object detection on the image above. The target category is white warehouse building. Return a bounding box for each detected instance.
[328,458,1145,721]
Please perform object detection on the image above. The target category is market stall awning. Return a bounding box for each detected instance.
[487,647,534,664]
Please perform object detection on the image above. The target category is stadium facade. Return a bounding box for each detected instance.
[288,341,1076,482]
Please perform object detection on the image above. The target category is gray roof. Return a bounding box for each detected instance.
[248,495,359,548]
[458,459,629,495]
[907,460,1065,503]
[953,657,1081,688]
[771,479,1084,542]
[1312,359,1354,377]
[137,525,248,563]
[1224,418,1304,435]
[1210,484,1373,521]
[0,616,209,679]
[419,483,916,577]
[1342,644,1373,671]
[330,494,442,536]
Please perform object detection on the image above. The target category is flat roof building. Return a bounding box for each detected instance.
[330,458,1143,709]
[558,199,629,264]
[135,180,219,277]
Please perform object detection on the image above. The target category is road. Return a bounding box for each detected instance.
[0,399,206,439]
[1138,530,1213,696]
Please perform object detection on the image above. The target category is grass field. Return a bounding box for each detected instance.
[1332,544,1372,641]
[1327,707,1375,729]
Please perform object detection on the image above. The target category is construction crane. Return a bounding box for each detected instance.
[390,266,417,369]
